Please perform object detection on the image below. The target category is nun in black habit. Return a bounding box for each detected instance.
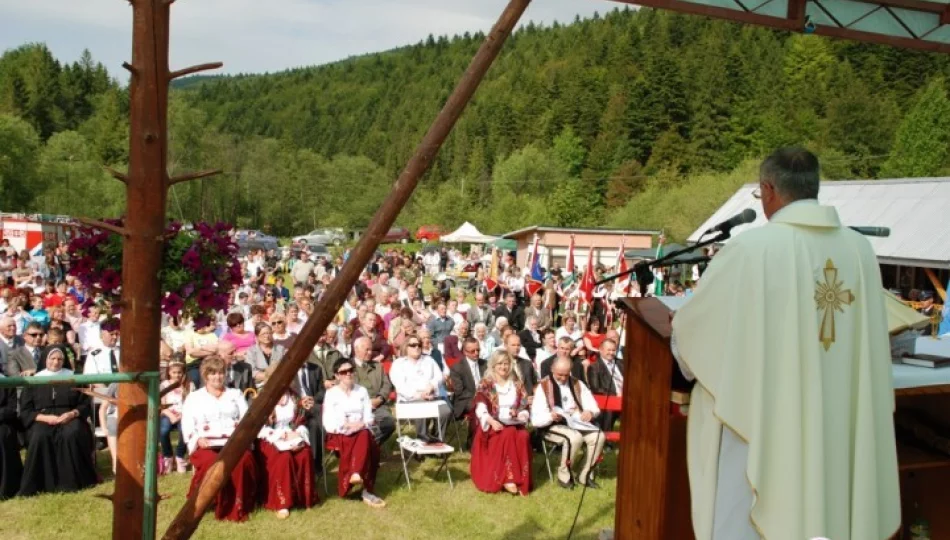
[19,346,98,496]
[0,377,22,499]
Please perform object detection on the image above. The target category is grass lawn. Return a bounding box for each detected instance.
[0,445,618,539]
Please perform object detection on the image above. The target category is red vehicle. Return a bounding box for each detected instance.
[415,225,443,243]
[382,226,412,244]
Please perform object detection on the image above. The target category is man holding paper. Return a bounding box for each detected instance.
[671,148,900,540]
[531,357,603,489]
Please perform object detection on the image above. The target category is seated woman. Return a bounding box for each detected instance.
[322,357,386,508]
[470,350,533,496]
[160,360,194,474]
[181,356,257,522]
[0,376,22,499]
[19,347,98,496]
[257,369,318,518]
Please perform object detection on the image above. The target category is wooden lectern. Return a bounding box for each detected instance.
[614,297,694,540]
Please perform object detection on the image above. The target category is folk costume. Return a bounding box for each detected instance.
[470,379,533,495]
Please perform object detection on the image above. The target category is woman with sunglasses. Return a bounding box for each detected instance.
[322,357,385,508]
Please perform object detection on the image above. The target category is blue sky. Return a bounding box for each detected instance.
[1,0,607,81]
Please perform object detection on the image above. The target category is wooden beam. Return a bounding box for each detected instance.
[160,1,533,538]
[104,165,129,184]
[168,62,223,81]
[788,0,806,27]
[76,217,130,237]
[168,169,222,186]
[924,268,947,302]
[608,0,799,30]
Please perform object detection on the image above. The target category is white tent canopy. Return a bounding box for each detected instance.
[440,222,498,244]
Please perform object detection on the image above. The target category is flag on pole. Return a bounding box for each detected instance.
[579,245,595,307]
[616,236,631,296]
[940,278,949,336]
[653,233,666,297]
[530,235,544,282]
[562,234,577,288]
[526,234,544,297]
[484,246,499,292]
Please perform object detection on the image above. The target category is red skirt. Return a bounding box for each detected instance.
[257,440,318,511]
[188,447,258,522]
[470,423,533,495]
[326,429,379,498]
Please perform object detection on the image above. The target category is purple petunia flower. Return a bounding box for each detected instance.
[166,221,182,235]
[196,289,217,310]
[162,293,184,316]
[182,248,202,271]
[99,268,121,291]
[181,282,196,298]
[193,313,213,330]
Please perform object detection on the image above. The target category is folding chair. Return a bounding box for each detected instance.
[593,394,622,444]
[319,431,340,495]
[394,400,455,489]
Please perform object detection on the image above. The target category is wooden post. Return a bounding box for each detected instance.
[112,2,171,538]
[111,3,222,538]
[161,1,532,538]
[924,268,947,302]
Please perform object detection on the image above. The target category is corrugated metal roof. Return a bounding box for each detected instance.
[501,225,660,239]
[687,178,950,269]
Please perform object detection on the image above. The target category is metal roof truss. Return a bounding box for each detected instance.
[609,0,950,54]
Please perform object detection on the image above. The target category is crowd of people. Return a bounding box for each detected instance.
[0,238,651,522]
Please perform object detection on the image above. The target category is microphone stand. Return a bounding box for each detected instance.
[595,229,732,292]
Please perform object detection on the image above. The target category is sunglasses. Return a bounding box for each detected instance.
[407,342,421,348]
[27,332,45,337]
[272,320,285,324]
[336,368,355,376]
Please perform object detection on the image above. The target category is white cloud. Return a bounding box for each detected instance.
[0,0,609,80]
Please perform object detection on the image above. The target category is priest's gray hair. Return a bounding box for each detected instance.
[760,147,820,202]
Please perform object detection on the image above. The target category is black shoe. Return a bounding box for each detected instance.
[583,479,601,489]
[557,479,575,490]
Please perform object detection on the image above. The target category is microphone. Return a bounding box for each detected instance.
[704,208,757,236]
[849,226,890,237]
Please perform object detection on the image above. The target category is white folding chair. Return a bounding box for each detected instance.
[394,400,455,490]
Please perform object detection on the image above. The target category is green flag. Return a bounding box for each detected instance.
[653,234,665,297]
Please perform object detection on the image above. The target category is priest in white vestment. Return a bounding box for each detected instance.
[671,148,900,540]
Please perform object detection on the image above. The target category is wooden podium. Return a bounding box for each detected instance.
[613,297,694,540]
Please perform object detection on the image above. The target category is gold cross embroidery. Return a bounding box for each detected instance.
[815,259,855,351]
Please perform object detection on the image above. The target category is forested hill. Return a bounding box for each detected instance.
[4,8,950,240]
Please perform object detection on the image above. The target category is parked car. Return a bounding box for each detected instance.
[292,228,346,247]
[291,244,330,263]
[233,229,279,254]
[414,225,443,243]
[382,226,412,244]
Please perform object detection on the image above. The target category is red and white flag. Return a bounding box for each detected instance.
[616,236,632,296]
[578,245,595,307]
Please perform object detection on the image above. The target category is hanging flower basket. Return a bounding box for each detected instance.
[68,220,241,329]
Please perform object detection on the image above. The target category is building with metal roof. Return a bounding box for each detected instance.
[501,225,659,270]
[688,177,950,292]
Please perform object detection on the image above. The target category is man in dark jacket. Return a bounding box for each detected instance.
[586,339,624,431]
[449,337,486,450]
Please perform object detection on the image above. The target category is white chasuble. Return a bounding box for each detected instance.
[671,200,900,540]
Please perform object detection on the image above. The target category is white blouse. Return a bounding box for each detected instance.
[322,384,374,435]
[390,355,443,402]
[258,392,309,449]
[181,387,248,453]
[474,381,528,431]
